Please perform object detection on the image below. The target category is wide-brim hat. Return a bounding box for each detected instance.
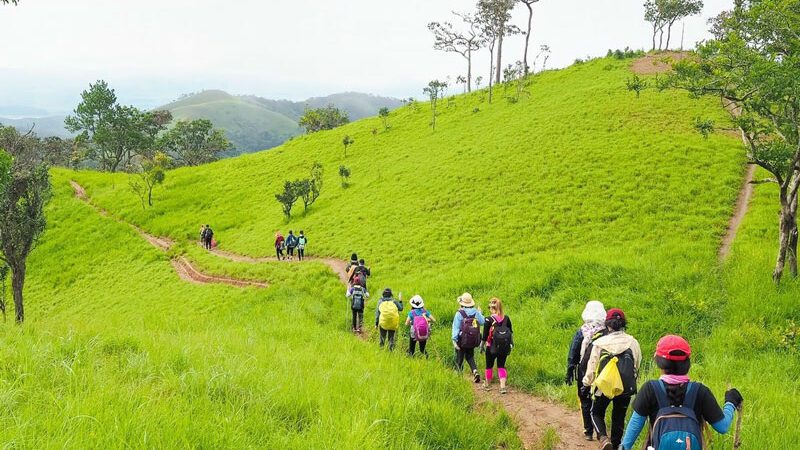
[458,292,475,308]
[410,295,424,308]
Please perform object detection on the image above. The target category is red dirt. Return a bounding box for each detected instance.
[630,51,690,75]
[719,164,756,260]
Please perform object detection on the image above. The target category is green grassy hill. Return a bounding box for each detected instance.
[10,55,796,447]
[159,90,403,155]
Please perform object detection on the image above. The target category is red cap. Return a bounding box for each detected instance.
[606,308,625,321]
[655,335,691,361]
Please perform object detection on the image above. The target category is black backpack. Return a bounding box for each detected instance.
[351,285,365,310]
[596,347,638,396]
[577,330,607,381]
[491,317,512,353]
[458,310,481,349]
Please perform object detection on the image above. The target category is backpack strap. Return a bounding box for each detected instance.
[682,382,699,409]
[653,380,670,409]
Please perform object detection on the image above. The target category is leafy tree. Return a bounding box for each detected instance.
[293,179,312,211]
[342,135,355,158]
[275,180,299,219]
[339,165,351,188]
[379,107,390,130]
[129,151,170,209]
[428,12,484,92]
[477,0,521,103]
[659,0,800,283]
[644,0,703,51]
[298,105,350,133]
[310,161,324,205]
[0,141,51,323]
[159,119,231,167]
[423,80,448,131]
[626,74,648,98]
[519,0,541,75]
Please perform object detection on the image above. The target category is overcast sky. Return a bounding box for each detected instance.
[0,0,733,115]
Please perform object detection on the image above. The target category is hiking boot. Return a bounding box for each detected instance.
[598,437,612,450]
[583,432,593,441]
[473,370,480,383]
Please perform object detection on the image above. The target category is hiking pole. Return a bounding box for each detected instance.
[733,401,743,450]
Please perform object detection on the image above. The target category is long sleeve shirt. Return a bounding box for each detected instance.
[451,307,485,342]
[582,331,642,387]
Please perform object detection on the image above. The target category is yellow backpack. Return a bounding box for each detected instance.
[593,356,624,399]
[378,300,400,331]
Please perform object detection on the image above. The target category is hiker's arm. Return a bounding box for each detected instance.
[632,338,642,373]
[481,317,491,342]
[375,301,381,326]
[710,403,736,434]
[451,314,461,342]
[620,412,647,450]
[582,346,600,386]
[567,329,582,366]
[476,311,486,326]
[395,300,404,311]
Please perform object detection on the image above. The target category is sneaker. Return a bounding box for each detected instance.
[583,432,593,441]
[473,370,480,383]
[598,437,612,450]
[482,381,491,391]
[499,387,507,394]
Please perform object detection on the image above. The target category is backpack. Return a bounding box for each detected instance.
[298,237,307,248]
[287,235,297,247]
[458,310,481,349]
[378,300,400,331]
[490,316,512,353]
[649,381,705,450]
[578,330,606,381]
[411,309,430,341]
[593,348,637,399]
[351,285,365,310]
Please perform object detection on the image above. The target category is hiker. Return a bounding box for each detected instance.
[297,231,308,261]
[355,259,371,289]
[405,295,435,357]
[286,230,298,260]
[481,297,513,394]
[275,232,285,260]
[566,300,608,441]
[346,282,369,333]
[201,225,214,250]
[346,253,359,282]
[198,225,205,243]
[452,293,485,383]
[375,288,403,350]
[582,308,641,450]
[620,335,743,450]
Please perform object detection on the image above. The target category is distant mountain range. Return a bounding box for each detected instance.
[0,90,403,155]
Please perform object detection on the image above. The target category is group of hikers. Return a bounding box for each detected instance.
[199,224,215,250]
[274,230,308,260]
[345,258,743,450]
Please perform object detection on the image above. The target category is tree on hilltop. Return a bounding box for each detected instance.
[378,107,391,131]
[0,132,51,323]
[428,12,485,92]
[298,105,350,134]
[477,0,521,103]
[518,0,541,75]
[423,80,448,131]
[658,0,800,283]
[644,0,703,51]
[159,119,231,167]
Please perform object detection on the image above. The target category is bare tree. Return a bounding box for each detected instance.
[428,12,484,92]
[477,0,521,102]
[519,0,541,75]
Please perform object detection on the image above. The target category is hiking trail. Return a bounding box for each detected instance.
[208,247,350,285]
[719,163,757,260]
[473,385,589,449]
[70,181,268,289]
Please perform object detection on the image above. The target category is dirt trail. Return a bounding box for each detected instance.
[70,180,267,289]
[630,51,690,75]
[208,247,350,285]
[474,385,589,449]
[719,164,757,260]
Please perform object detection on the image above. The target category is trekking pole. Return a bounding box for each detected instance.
[733,401,743,450]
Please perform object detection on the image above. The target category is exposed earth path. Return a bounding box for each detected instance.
[208,247,350,285]
[719,163,757,260]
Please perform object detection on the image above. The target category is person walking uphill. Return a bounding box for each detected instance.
[582,308,641,450]
[297,231,308,261]
[452,293,485,383]
[347,282,369,333]
[275,232,285,260]
[566,300,608,441]
[375,288,403,350]
[620,335,743,450]
[481,297,514,394]
[406,295,435,357]
[285,230,298,260]
[201,225,214,250]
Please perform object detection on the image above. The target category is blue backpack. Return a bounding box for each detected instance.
[649,381,704,450]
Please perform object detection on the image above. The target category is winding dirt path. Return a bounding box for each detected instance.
[70,181,267,289]
[208,247,350,285]
[719,164,756,260]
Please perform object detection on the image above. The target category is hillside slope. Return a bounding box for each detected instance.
[37,56,797,446]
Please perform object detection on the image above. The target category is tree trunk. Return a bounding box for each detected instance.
[665,21,675,50]
[495,33,504,85]
[652,23,658,51]
[488,44,495,104]
[11,263,25,323]
[523,4,533,75]
[773,188,797,284]
[467,50,472,93]
[658,28,664,51]
[148,185,153,206]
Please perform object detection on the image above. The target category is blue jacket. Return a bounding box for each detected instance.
[451,307,485,342]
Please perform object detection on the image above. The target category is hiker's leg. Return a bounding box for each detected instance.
[610,395,631,448]
[357,310,363,330]
[485,351,496,382]
[408,337,416,355]
[351,309,357,330]
[419,339,427,356]
[379,327,387,347]
[388,330,396,351]
[455,349,465,371]
[464,348,477,372]
[579,387,594,436]
[591,395,611,440]
[497,353,508,385]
